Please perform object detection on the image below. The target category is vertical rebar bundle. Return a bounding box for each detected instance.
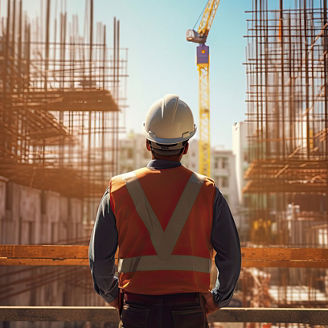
[244,0,328,308]
[0,0,128,200]
[0,0,128,306]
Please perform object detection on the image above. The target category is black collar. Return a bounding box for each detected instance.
[147,159,181,170]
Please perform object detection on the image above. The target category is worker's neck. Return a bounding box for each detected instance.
[152,154,182,162]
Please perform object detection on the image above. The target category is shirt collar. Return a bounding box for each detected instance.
[147,159,181,170]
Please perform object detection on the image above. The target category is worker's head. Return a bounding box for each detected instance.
[143,94,196,161]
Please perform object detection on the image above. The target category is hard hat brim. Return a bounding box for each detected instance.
[144,127,196,145]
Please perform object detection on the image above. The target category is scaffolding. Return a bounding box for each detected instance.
[0,0,127,308]
[0,0,128,200]
[244,0,328,310]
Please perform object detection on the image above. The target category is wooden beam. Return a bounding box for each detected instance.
[208,308,328,324]
[0,245,87,258]
[0,306,119,323]
[1,245,328,267]
[1,307,328,324]
[241,247,328,268]
[242,259,328,268]
[0,258,88,266]
[241,247,328,260]
[0,245,88,266]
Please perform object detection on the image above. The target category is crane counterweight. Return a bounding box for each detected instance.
[186,29,207,44]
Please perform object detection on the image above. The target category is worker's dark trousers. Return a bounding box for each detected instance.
[119,292,209,328]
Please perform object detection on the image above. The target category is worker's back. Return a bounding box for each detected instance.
[110,164,216,295]
[89,94,240,328]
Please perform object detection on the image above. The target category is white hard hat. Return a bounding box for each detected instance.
[143,94,197,145]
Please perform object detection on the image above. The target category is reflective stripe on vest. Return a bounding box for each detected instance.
[118,171,211,273]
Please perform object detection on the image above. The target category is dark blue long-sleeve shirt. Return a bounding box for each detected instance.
[89,159,241,308]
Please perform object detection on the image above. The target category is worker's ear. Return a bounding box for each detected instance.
[183,142,189,155]
[146,140,151,151]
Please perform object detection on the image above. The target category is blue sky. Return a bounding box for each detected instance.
[13,0,251,148]
[99,0,250,148]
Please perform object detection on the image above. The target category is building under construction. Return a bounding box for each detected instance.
[244,0,328,309]
[0,0,127,201]
[2,0,328,327]
[0,0,127,316]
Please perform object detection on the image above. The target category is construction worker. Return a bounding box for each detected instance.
[89,94,241,328]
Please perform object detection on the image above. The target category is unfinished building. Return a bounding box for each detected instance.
[0,0,127,317]
[244,0,328,309]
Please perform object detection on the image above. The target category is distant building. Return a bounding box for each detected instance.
[232,121,248,205]
[232,121,249,238]
[181,138,198,172]
[211,148,239,226]
[0,178,103,312]
[182,139,239,227]
[118,131,152,173]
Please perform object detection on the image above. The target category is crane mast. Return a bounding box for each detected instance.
[198,46,211,176]
[186,0,220,176]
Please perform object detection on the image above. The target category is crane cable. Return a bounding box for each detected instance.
[192,0,209,30]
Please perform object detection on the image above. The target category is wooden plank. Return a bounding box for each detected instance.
[242,247,328,267]
[209,308,328,324]
[242,247,328,261]
[1,307,328,324]
[0,245,87,258]
[243,259,328,268]
[1,245,328,267]
[0,258,89,266]
[0,306,119,323]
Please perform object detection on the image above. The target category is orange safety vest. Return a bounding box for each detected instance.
[109,165,216,295]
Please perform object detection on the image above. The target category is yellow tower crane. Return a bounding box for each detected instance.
[186,0,221,176]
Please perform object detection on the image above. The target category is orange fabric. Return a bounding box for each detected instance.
[110,166,216,295]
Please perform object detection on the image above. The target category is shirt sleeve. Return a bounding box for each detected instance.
[210,187,241,308]
[89,188,119,303]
